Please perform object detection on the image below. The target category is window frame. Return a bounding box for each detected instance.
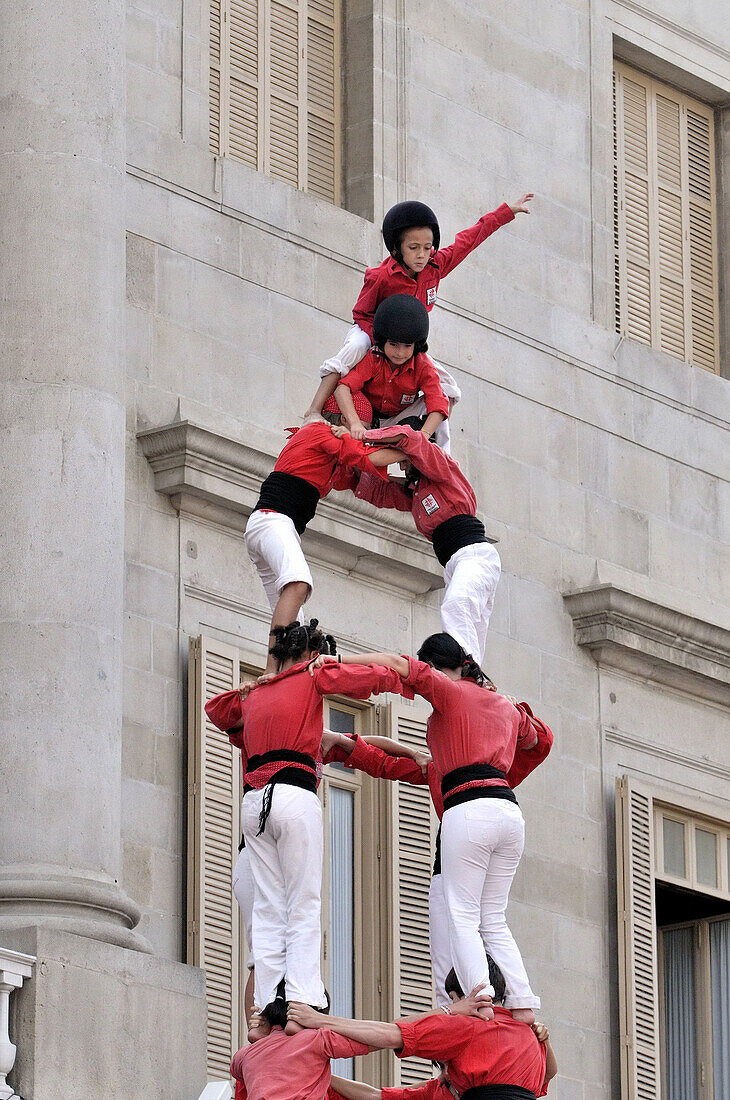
[615,775,730,1100]
[654,803,730,902]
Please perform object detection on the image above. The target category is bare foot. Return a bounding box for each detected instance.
[511,1008,535,1025]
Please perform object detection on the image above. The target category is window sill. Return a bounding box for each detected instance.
[563,581,730,706]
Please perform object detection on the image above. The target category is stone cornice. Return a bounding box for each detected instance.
[137,421,447,595]
[563,583,730,706]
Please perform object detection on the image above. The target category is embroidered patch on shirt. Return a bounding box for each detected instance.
[422,494,440,515]
[400,393,417,405]
[426,287,438,305]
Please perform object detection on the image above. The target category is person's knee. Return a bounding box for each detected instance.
[279,580,310,602]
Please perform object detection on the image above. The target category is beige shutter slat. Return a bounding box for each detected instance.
[387,698,437,1087]
[305,0,340,204]
[188,636,242,1080]
[616,776,660,1100]
[613,61,718,372]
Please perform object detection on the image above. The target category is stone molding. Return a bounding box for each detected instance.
[563,583,730,706]
[0,872,149,954]
[137,421,447,595]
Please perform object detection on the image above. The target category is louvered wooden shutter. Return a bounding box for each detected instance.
[614,62,719,372]
[386,698,438,1087]
[188,636,242,1080]
[616,776,660,1100]
[210,0,340,203]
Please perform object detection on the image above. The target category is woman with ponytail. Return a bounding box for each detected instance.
[317,632,551,1022]
[205,619,410,1022]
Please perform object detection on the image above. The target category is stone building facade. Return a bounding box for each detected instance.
[1,1,728,1098]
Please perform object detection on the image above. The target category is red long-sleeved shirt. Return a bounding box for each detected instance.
[352,204,515,337]
[386,1009,548,1097]
[401,658,548,783]
[213,662,405,776]
[272,422,388,498]
[339,350,449,420]
[356,425,476,540]
[231,1027,368,1100]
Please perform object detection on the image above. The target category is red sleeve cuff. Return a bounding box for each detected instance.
[204,690,243,733]
[394,1020,419,1059]
[493,201,515,226]
[345,735,372,770]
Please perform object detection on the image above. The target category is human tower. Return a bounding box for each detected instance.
[206,193,559,1100]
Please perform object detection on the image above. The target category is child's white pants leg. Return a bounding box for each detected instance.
[244,510,313,612]
[242,786,327,1010]
[441,543,501,664]
[426,356,461,403]
[319,324,371,378]
[429,873,452,1005]
[379,401,452,454]
[441,799,540,1010]
[233,845,255,968]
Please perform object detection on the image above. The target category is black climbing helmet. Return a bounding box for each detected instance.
[382,200,440,255]
[372,295,429,349]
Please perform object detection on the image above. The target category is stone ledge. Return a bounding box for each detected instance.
[137,420,449,596]
[563,583,730,706]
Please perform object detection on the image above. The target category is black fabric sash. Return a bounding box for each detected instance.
[460,1087,536,1100]
[441,763,517,812]
[431,514,488,567]
[433,824,442,876]
[246,751,318,835]
[254,471,320,534]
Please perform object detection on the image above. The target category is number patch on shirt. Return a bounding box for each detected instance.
[426,287,438,305]
[400,393,417,405]
[422,494,440,515]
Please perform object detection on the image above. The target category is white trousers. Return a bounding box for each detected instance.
[233,845,255,969]
[320,322,461,452]
[244,509,313,612]
[241,785,327,1010]
[441,799,540,1010]
[441,542,501,665]
[429,873,452,1005]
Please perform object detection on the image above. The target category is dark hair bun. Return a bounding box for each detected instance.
[268,619,337,663]
[416,631,490,687]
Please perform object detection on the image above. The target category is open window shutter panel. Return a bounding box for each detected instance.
[227,0,260,167]
[387,697,437,1086]
[616,776,660,1100]
[654,93,685,361]
[306,0,339,203]
[686,107,719,371]
[616,69,652,347]
[188,636,242,1080]
[209,0,223,153]
[267,0,300,185]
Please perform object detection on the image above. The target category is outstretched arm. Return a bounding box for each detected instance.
[287,1004,404,1051]
[314,650,410,677]
[329,1078,380,1100]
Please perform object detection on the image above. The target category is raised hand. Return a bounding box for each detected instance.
[449,985,494,1020]
[508,192,534,215]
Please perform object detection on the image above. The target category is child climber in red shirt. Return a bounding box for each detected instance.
[245,421,403,673]
[327,296,450,447]
[305,194,534,450]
